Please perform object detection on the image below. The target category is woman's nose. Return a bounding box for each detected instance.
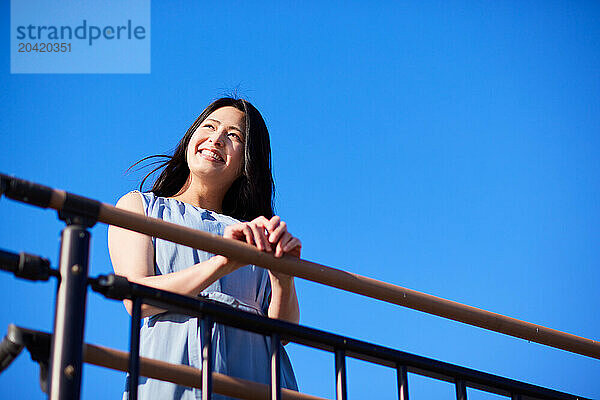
[210,130,226,147]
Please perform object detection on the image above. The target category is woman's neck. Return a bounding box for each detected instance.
[170,174,227,213]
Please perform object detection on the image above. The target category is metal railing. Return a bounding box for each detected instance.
[0,173,595,400]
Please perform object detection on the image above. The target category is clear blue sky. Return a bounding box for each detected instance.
[1,1,599,399]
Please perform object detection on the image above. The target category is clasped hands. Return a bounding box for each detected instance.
[221,216,302,275]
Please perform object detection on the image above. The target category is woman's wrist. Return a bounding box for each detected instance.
[269,271,294,288]
[210,254,236,274]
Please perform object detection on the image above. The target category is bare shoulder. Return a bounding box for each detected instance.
[108,191,146,238]
[108,191,154,282]
[115,191,145,214]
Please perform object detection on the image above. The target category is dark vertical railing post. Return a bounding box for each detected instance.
[511,394,522,400]
[128,297,142,400]
[455,379,467,400]
[270,333,281,400]
[201,316,213,400]
[334,349,347,400]
[48,224,90,400]
[396,364,409,400]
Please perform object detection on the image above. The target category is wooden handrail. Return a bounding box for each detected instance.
[29,187,591,360]
[84,342,326,400]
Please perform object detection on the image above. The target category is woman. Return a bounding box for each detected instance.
[108,97,300,399]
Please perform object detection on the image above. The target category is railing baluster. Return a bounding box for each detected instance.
[201,316,213,400]
[128,297,142,400]
[455,379,467,400]
[48,224,90,400]
[270,333,281,400]
[396,364,409,400]
[511,394,522,400]
[334,349,347,400]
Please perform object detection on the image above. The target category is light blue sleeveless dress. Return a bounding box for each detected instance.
[123,191,298,399]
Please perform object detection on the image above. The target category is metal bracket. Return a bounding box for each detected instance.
[89,274,132,301]
[1,324,51,393]
[57,193,100,228]
[0,249,57,281]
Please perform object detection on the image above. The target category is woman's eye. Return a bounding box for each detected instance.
[228,132,242,141]
[203,124,215,130]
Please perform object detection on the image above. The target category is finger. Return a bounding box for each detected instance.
[225,224,247,241]
[252,216,271,228]
[252,217,272,246]
[283,237,301,253]
[224,225,243,241]
[275,231,292,258]
[268,220,287,244]
[241,224,254,245]
[267,215,281,233]
[249,221,271,252]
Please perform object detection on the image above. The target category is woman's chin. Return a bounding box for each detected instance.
[189,159,225,175]
[190,168,235,187]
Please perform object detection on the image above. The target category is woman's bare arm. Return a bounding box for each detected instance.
[267,274,300,324]
[107,192,238,318]
[246,215,301,324]
[108,193,301,323]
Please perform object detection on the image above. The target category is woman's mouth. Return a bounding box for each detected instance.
[197,148,225,163]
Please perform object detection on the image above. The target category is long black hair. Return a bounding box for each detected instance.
[133,97,274,221]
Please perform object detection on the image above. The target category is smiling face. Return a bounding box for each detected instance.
[186,106,246,190]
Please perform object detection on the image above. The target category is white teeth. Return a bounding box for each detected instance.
[199,149,224,162]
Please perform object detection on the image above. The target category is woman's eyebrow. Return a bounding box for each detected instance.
[205,118,220,125]
[205,118,243,134]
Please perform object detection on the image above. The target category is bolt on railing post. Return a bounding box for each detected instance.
[334,349,347,400]
[48,224,90,400]
[396,364,409,400]
[201,316,214,400]
[128,297,142,400]
[270,333,282,400]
